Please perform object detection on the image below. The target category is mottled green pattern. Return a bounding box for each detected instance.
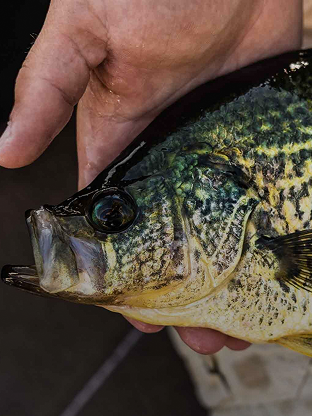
[103,175,186,298]
[100,59,312,335]
[127,83,312,179]
[21,52,312,354]
[124,64,312,239]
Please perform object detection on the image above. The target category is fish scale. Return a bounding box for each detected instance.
[206,249,311,343]
[5,49,312,356]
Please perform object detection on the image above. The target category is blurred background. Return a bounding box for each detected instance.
[0,1,206,415]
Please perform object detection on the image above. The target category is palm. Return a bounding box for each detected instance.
[0,0,302,353]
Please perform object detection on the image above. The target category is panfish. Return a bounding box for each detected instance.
[4,49,312,356]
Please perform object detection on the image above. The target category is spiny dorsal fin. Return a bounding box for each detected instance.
[256,230,312,292]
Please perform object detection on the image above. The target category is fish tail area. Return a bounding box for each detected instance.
[275,334,312,357]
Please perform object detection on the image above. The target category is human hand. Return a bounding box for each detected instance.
[0,0,302,354]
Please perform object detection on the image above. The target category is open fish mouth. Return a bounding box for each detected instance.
[1,265,59,299]
[1,264,101,304]
[1,207,80,299]
[1,207,107,304]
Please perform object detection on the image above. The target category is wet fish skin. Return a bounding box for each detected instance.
[3,49,312,356]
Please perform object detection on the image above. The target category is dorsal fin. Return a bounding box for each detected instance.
[256,230,312,292]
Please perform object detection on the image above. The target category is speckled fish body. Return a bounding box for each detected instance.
[4,49,312,356]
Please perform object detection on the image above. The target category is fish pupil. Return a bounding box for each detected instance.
[90,192,136,233]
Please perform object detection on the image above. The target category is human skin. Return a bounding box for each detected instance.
[0,0,302,354]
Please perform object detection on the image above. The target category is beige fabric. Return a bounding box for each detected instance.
[169,328,312,415]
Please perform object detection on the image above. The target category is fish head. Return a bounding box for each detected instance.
[20,173,191,307]
[5,146,259,310]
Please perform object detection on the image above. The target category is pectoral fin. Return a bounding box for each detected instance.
[275,334,312,357]
[256,229,312,292]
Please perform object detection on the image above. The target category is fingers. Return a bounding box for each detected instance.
[124,317,164,334]
[175,327,250,354]
[174,327,228,355]
[0,0,107,168]
[0,34,85,168]
[125,318,250,353]
[225,336,250,351]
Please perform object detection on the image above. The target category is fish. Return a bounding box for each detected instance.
[3,49,312,357]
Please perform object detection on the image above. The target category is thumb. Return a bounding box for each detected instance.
[0,2,106,168]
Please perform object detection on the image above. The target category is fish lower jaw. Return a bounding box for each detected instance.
[66,270,97,296]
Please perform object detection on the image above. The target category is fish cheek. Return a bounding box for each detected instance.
[107,171,259,307]
[100,181,188,305]
[104,210,175,300]
[52,216,109,297]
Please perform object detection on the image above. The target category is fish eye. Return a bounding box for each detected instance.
[88,190,137,233]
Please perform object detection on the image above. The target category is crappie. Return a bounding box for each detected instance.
[3,49,312,356]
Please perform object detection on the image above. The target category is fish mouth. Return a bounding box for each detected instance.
[1,264,104,304]
[26,207,81,293]
[1,206,80,299]
[1,264,60,299]
[1,207,108,304]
